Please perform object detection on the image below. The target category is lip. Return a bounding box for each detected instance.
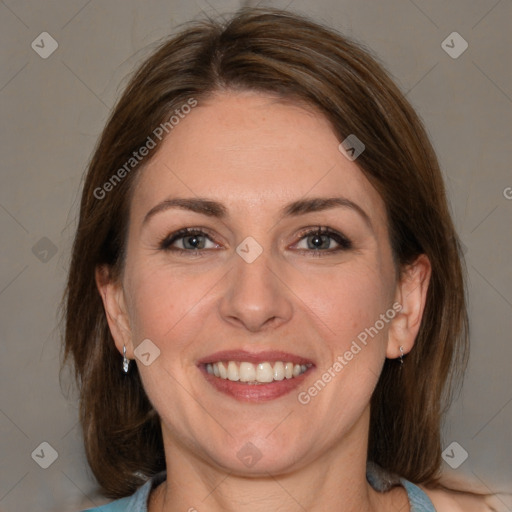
[197,350,315,402]
[197,350,314,366]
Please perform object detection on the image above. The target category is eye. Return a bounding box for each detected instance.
[294,227,352,253]
[159,228,219,252]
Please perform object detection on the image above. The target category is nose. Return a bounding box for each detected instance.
[218,249,293,333]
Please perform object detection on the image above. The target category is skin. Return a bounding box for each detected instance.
[97,91,432,512]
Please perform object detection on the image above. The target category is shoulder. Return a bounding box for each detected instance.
[80,472,165,512]
[80,495,134,512]
[419,485,496,512]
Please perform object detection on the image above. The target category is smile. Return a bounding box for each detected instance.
[198,350,314,401]
[205,361,312,384]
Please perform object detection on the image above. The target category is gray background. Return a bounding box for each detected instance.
[0,0,511,511]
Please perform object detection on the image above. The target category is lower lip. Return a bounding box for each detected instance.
[200,366,311,402]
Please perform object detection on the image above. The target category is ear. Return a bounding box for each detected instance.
[95,264,134,358]
[386,254,431,359]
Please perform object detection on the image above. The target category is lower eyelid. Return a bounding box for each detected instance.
[293,245,350,254]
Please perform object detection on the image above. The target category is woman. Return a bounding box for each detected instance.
[63,7,493,511]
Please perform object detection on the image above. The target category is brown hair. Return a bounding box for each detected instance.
[62,7,469,498]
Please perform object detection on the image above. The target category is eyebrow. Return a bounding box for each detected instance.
[143,196,373,231]
[143,198,227,225]
[282,197,373,231]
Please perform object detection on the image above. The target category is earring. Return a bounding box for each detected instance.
[399,346,404,368]
[122,345,130,373]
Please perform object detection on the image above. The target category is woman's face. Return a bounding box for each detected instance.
[106,91,411,474]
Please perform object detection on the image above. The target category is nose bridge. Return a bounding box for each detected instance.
[219,243,293,331]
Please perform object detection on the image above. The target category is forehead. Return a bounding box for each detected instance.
[130,92,386,225]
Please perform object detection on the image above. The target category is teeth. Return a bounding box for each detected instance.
[273,361,285,381]
[240,362,256,382]
[227,361,239,381]
[207,361,310,383]
[218,361,227,379]
[256,362,273,383]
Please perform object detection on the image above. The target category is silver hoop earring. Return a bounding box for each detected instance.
[399,346,404,367]
[122,345,130,374]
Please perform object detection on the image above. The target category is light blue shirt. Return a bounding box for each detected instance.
[83,462,436,511]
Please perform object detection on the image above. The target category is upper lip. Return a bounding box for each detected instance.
[197,350,314,366]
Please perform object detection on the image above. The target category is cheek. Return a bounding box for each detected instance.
[124,255,395,352]
[124,261,219,350]
[295,266,393,411]
[290,262,393,348]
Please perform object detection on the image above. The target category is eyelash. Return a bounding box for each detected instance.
[294,226,352,255]
[158,226,353,256]
[158,227,218,257]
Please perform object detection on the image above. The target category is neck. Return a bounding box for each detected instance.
[150,408,408,512]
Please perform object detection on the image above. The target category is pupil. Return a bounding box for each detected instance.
[309,234,327,249]
[186,235,203,249]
